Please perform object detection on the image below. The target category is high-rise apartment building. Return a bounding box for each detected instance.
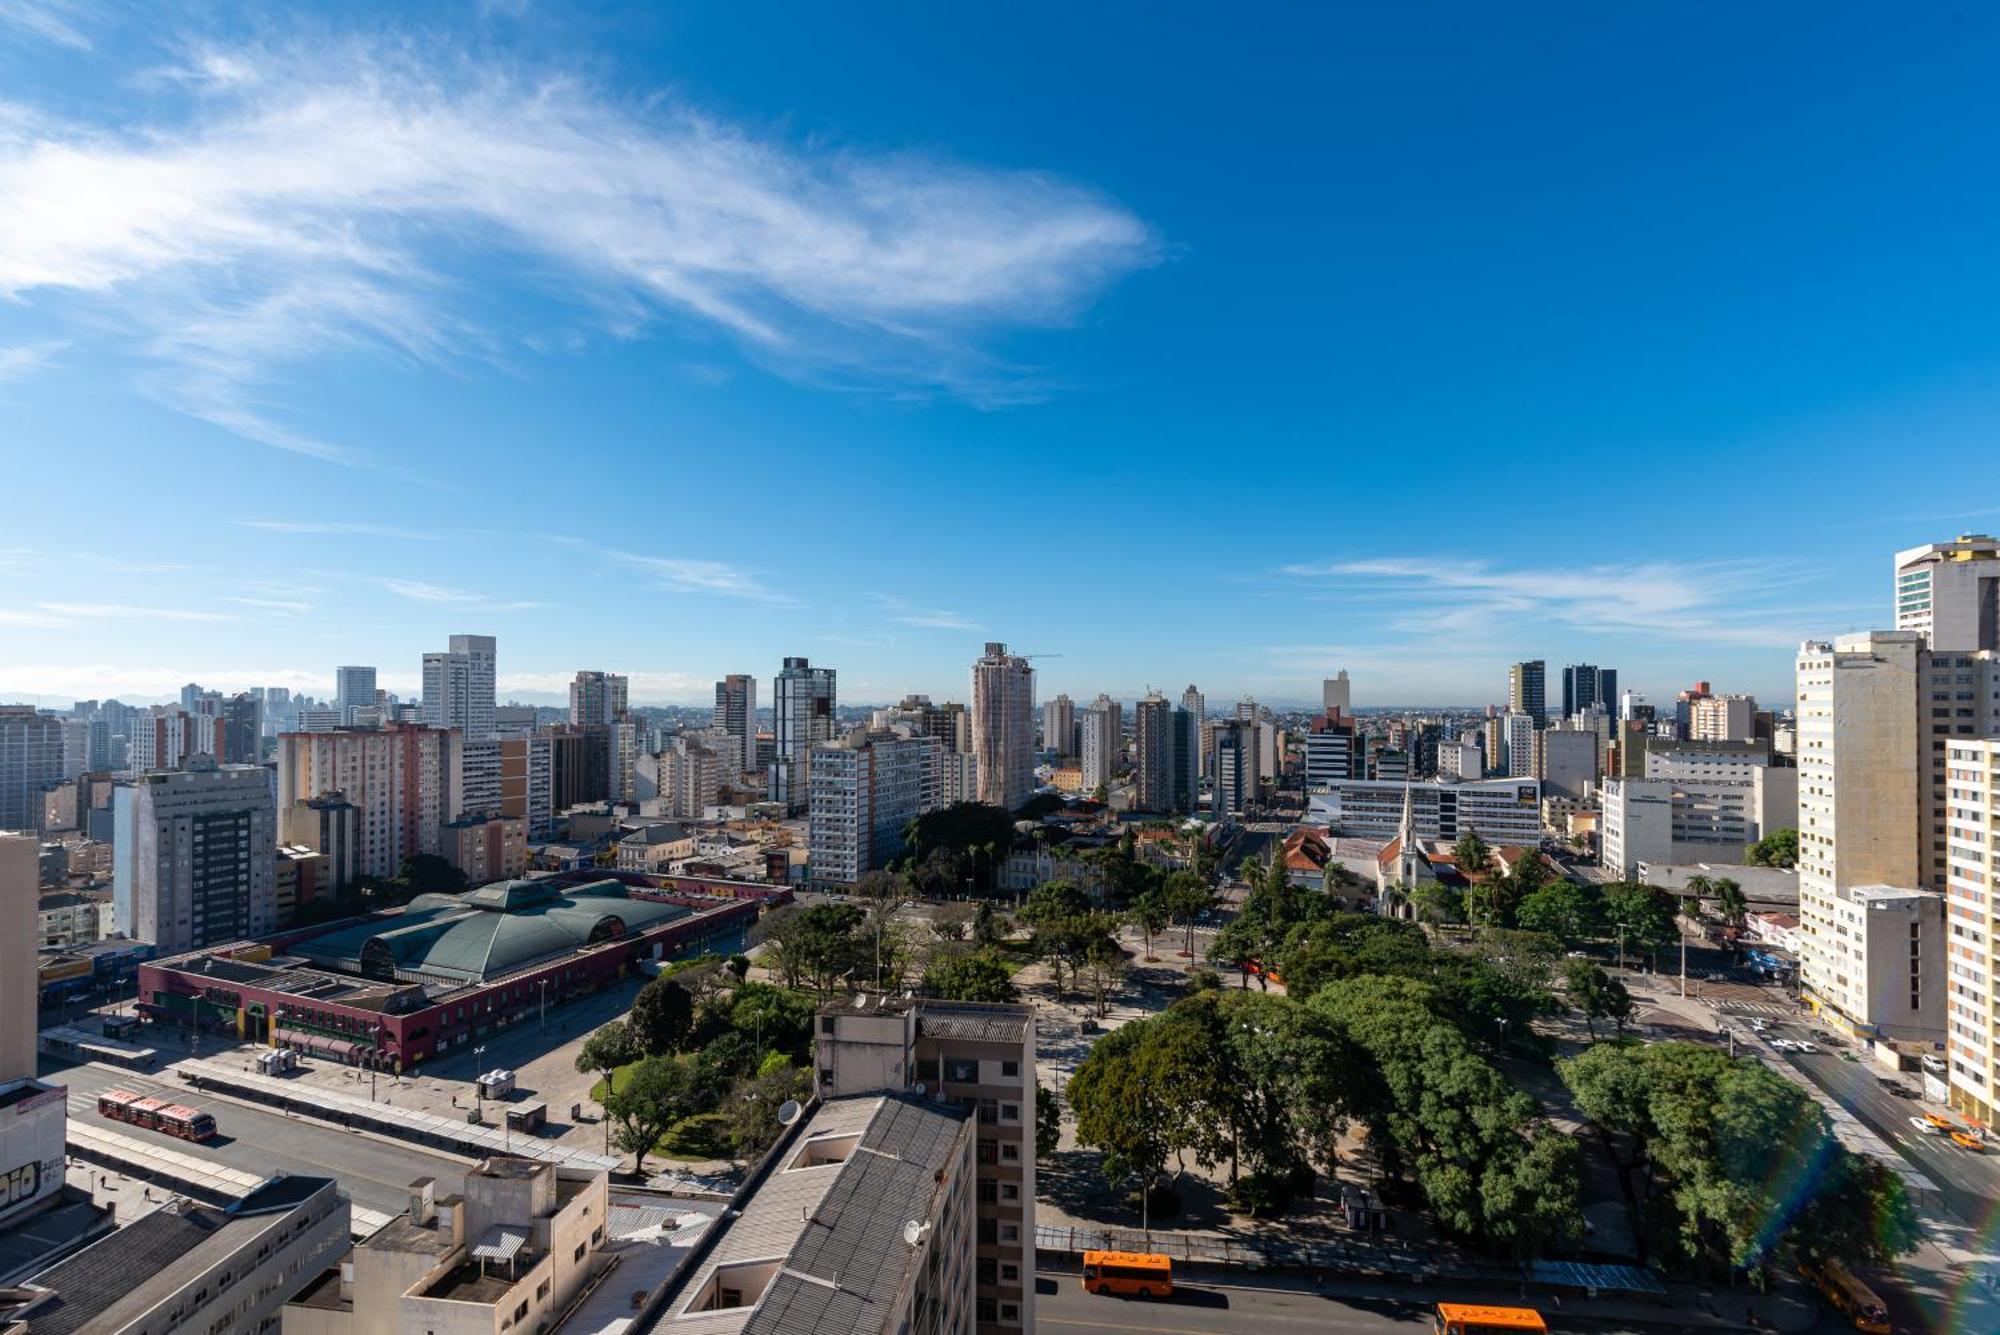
[1689,693,1758,742]
[971,642,1035,813]
[1560,664,1617,721]
[772,656,837,814]
[1507,661,1547,729]
[1945,738,2000,1120]
[0,706,62,831]
[712,673,757,777]
[1322,671,1352,716]
[1897,533,2000,651]
[114,759,278,951]
[276,724,462,880]
[219,691,261,763]
[1795,632,1929,1038]
[1180,684,1206,792]
[334,665,377,725]
[1501,711,1536,779]
[809,729,942,885]
[568,669,628,726]
[1132,693,1193,814]
[1080,695,1121,792]
[421,634,497,741]
[815,998,1035,1335]
[1043,693,1076,758]
[1212,718,1259,818]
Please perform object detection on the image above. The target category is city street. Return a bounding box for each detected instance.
[46,1059,467,1215]
[1035,1274,1857,1335]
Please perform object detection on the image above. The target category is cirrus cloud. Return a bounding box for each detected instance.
[0,35,1156,462]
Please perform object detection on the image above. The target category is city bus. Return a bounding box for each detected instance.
[97,1089,217,1142]
[1080,1250,1172,1299]
[1433,1303,1547,1335]
[1799,1257,1891,1334]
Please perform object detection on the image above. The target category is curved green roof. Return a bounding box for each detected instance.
[297,878,691,984]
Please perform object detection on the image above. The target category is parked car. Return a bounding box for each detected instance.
[1922,1054,1946,1073]
[1911,1116,1940,1135]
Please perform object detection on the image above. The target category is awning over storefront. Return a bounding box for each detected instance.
[275,1028,363,1060]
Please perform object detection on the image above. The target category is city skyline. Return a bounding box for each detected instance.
[9,4,2000,703]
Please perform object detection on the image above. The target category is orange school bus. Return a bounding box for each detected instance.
[1434,1304,1547,1335]
[1081,1250,1172,1298]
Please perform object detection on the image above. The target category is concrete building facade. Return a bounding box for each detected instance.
[1796,632,1929,1036]
[114,760,277,952]
[970,643,1035,813]
[815,998,1033,1335]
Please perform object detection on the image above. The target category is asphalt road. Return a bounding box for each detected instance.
[44,1058,466,1215]
[1036,1276,1432,1335]
[1770,1035,2000,1221]
[1035,1276,1856,1335]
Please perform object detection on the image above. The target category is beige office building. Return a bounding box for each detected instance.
[1795,633,1928,1037]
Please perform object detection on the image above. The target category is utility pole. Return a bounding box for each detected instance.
[1679,897,1689,999]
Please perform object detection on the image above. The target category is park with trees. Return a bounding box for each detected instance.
[1059,846,1916,1280]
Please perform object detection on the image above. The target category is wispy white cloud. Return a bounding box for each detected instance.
[576,542,791,604]
[237,519,441,541]
[222,595,313,615]
[1278,556,1823,649]
[0,1,97,50]
[29,601,235,622]
[382,578,484,604]
[0,36,1155,460]
[868,592,980,631]
[0,338,64,381]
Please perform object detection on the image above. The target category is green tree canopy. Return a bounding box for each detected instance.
[1558,1041,1918,1274]
[1515,880,1605,945]
[629,978,694,1055]
[1745,828,1798,869]
[922,948,1019,1003]
[575,1019,637,1075]
[605,1054,701,1172]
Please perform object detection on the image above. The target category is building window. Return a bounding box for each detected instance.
[1001,1302,1020,1322]
[1000,1142,1020,1163]
[946,1058,979,1083]
[1000,1060,1019,1079]
[1000,1102,1019,1122]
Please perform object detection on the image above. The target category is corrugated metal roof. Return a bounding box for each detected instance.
[472,1226,529,1262]
[659,1094,969,1335]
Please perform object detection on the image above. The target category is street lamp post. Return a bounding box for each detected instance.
[538,980,549,1032]
[472,1044,487,1123]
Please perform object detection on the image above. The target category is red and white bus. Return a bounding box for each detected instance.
[97,1089,217,1142]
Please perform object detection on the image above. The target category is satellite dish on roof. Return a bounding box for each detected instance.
[903,1219,930,1248]
[776,1100,802,1127]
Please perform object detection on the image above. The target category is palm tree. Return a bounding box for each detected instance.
[1715,877,1749,954]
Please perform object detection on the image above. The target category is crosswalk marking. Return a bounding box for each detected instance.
[1702,999,1796,1017]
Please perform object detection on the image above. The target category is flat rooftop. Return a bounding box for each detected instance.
[657,1093,969,1335]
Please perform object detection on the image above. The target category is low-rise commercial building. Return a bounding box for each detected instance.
[1599,765,1797,877]
[8,1175,348,1333]
[1307,777,1541,846]
[136,876,766,1070]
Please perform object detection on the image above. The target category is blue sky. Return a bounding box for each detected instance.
[2,2,1998,709]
